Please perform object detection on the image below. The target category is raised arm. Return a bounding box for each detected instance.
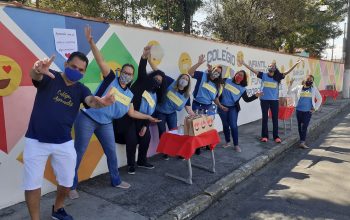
[31,55,56,81]
[85,26,110,77]
[188,54,206,77]
[242,61,259,75]
[138,46,151,81]
[283,59,302,76]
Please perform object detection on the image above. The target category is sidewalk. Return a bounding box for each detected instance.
[1,99,349,220]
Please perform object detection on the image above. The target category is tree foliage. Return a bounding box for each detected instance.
[203,0,348,57]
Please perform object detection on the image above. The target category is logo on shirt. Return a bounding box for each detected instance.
[300,91,312,98]
[225,83,240,95]
[142,90,155,108]
[263,81,277,89]
[111,87,131,106]
[167,90,183,107]
[53,90,73,107]
[203,82,217,95]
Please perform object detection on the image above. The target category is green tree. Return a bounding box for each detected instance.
[203,0,348,58]
[146,0,204,33]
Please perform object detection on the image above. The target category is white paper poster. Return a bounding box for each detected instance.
[53,28,78,60]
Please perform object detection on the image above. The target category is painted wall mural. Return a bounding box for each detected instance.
[0,3,344,209]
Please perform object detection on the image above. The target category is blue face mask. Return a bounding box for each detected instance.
[64,67,84,82]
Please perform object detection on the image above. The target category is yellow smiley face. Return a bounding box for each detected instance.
[289,59,293,69]
[178,52,192,74]
[236,51,244,67]
[280,65,285,73]
[0,55,22,96]
[147,40,164,67]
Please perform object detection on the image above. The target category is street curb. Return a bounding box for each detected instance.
[157,100,350,220]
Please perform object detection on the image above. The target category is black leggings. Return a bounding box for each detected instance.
[114,117,151,167]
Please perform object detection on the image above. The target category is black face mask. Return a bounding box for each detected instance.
[305,80,313,87]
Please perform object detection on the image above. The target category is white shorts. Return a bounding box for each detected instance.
[23,138,77,190]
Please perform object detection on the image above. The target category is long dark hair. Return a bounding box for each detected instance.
[272,68,284,83]
[233,70,248,87]
[147,70,168,104]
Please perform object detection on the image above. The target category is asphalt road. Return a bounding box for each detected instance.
[195,109,350,220]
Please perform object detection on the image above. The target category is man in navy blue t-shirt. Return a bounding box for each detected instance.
[23,52,114,220]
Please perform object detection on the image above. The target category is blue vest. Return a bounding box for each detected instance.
[194,73,218,105]
[139,90,157,115]
[297,87,313,112]
[221,78,246,106]
[84,78,134,124]
[156,81,189,114]
[260,73,279,100]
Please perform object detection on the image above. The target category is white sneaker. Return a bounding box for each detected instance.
[115,181,131,189]
[299,142,309,149]
[69,189,79,200]
[234,145,242,152]
[223,142,231,148]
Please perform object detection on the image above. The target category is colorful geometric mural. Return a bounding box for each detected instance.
[0,3,345,209]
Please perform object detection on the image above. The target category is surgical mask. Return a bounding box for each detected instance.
[210,71,220,79]
[179,78,188,87]
[64,67,83,82]
[268,67,276,72]
[152,77,162,90]
[305,80,313,87]
[234,74,244,84]
[119,72,133,85]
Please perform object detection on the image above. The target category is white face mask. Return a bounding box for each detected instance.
[211,71,220,79]
[179,78,189,87]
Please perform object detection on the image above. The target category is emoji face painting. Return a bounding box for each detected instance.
[148,40,164,67]
[178,52,192,74]
[236,51,244,67]
[0,55,22,96]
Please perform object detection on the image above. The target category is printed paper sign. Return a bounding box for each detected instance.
[53,28,78,60]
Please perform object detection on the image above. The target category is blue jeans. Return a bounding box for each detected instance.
[260,100,279,139]
[296,110,312,142]
[155,111,177,138]
[218,106,239,146]
[72,112,121,189]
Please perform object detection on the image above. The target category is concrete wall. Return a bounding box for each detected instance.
[0,3,344,209]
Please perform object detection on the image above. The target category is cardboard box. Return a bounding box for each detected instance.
[184,115,214,136]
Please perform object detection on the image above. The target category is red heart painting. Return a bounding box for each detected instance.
[2,65,11,73]
[65,53,71,58]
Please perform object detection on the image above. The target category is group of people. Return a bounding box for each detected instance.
[22,26,322,220]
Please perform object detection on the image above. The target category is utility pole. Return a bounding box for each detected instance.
[343,0,350,98]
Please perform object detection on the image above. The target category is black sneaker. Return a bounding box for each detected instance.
[162,154,170,160]
[51,205,73,220]
[128,166,136,175]
[195,148,201,155]
[137,162,155,169]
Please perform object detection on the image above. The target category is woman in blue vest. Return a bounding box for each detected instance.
[215,70,262,152]
[114,46,168,175]
[288,75,322,149]
[188,54,222,154]
[242,59,301,143]
[155,73,195,159]
[188,54,222,114]
[70,27,159,199]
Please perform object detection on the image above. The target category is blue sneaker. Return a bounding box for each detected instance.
[51,205,73,220]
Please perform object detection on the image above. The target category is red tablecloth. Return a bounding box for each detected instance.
[269,106,295,120]
[320,90,338,104]
[156,129,220,160]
